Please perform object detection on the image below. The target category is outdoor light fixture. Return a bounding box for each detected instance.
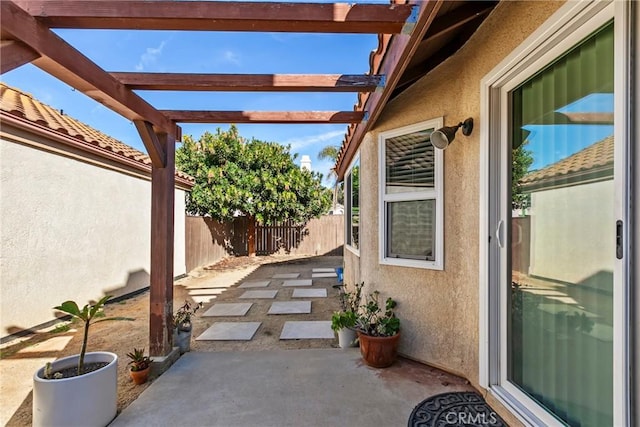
[431,118,474,150]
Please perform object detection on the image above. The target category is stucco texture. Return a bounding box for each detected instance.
[345,0,563,394]
[0,132,187,338]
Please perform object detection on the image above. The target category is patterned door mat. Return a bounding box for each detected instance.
[408,391,508,427]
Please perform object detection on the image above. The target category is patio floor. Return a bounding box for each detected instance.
[110,348,474,427]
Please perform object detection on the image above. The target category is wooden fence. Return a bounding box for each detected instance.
[185,215,344,271]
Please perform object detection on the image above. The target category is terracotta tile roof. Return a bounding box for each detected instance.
[0,83,194,186]
[520,135,614,188]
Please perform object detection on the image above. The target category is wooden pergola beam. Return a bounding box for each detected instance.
[0,39,40,74]
[336,0,444,179]
[17,1,415,34]
[134,120,167,167]
[162,110,365,124]
[1,0,175,166]
[111,73,384,93]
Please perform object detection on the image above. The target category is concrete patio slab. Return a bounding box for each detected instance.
[239,290,278,299]
[272,273,300,279]
[312,268,337,273]
[268,301,311,315]
[312,272,337,278]
[202,303,253,317]
[110,349,473,427]
[238,280,271,288]
[195,322,261,341]
[292,288,327,298]
[282,279,312,287]
[280,321,333,339]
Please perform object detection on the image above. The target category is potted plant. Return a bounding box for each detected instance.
[33,295,131,427]
[172,300,202,354]
[331,282,363,348]
[126,347,152,385]
[331,311,357,349]
[355,290,401,368]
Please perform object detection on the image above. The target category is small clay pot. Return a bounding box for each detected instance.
[129,366,150,385]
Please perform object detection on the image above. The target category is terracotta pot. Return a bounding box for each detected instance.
[357,331,400,368]
[129,366,150,385]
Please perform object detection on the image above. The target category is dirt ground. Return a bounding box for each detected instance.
[1,254,343,426]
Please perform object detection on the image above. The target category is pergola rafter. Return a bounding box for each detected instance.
[161,111,365,124]
[0,39,40,74]
[14,1,416,33]
[0,0,448,360]
[110,73,384,93]
[0,0,177,165]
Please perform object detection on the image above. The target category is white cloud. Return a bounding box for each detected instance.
[221,49,241,66]
[283,129,345,152]
[135,41,167,71]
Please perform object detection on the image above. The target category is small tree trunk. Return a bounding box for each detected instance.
[248,215,256,256]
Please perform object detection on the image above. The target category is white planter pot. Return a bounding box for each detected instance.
[337,328,358,349]
[33,351,118,427]
[174,328,192,354]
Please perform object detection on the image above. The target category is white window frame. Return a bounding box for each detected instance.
[345,153,360,256]
[378,118,444,270]
[479,1,633,426]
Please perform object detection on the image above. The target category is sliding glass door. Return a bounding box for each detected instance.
[507,22,615,426]
[482,2,633,424]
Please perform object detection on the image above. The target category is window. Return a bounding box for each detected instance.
[379,118,443,269]
[345,156,360,252]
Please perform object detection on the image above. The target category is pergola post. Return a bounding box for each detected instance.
[149,132,176,357]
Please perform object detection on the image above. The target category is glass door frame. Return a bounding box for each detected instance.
[479,1,634,425]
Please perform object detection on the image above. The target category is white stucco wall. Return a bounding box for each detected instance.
[529,180,615,285]
[0,134,187,338]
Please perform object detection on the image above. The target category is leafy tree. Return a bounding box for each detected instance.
[176,126,331,226]
[512,142,534,212]
[318,144,344,208]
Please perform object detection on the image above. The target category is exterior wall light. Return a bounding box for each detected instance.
[431,118,474,150]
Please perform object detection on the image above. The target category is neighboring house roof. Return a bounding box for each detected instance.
[520,135,614,192]
[0,83,194,188]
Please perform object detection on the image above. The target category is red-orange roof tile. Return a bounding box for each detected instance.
[0,83,194,185]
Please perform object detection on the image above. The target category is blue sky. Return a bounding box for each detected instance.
[1,13,380,186]
[523,94,614,171]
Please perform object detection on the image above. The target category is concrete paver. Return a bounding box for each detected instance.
[267,301,311,315]
[282,279,312,287]
[239,290,278,299]
[202,303,253,317]
[312,268,336,273]
[292,288,327,298]
[195,322,261,341]
[312,272,337,278]
[238,280,271,288]
[280,321,333,339]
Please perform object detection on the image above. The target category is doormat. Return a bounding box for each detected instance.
[408,391,507,427]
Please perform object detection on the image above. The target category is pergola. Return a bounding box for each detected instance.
[1,0,495,358]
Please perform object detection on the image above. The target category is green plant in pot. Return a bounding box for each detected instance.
[33,295,133,427]
[172,300,202,354]
[331,310,357,349]
[127,347,152,385]
[332,282,363,349]
[355,290,400,368]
